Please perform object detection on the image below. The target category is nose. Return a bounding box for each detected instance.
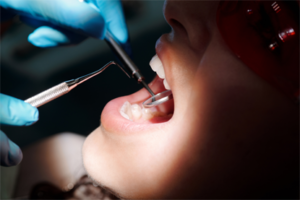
[162,0,216,51]
[163,0,188,35]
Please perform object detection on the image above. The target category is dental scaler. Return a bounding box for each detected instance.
[25,61,129,107]
[25,31,155,108]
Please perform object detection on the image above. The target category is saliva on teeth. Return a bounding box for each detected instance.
[120,101,158,121]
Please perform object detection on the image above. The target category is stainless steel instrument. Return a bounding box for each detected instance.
[104,31,155,96]
[25,29,174,108]
[25,61,129,107]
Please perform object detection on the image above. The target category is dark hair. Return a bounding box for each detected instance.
[29,175,119,199]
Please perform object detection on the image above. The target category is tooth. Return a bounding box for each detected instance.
[156,68,165,79]
[150,55,165,79]
[131,104,142,120]
[142,107,157,120]
[163,79,170,90]
[149,55,163,71]
[142,108,153,120]
[120,101,133,121]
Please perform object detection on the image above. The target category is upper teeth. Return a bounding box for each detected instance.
[149,55,170,90]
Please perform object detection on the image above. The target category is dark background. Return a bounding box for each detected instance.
[0,1,170,148]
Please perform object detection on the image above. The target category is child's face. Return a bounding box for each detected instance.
[83,1,298,198]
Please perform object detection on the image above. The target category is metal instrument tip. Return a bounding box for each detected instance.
[140,80,155,97]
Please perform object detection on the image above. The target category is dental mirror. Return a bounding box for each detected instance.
[143,90,173,108]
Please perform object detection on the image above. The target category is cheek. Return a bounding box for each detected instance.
[170,30,299,197]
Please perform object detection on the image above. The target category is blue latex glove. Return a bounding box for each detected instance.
[0,94,39,167]
[0,0,130,54]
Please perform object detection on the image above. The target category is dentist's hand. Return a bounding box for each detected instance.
[0,94,38,167]
[0,0,130,53]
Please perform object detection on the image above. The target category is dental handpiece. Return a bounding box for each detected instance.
[25,61,129,108]
[104,31,155,97]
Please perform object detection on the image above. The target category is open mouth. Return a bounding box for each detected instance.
[100,55,175,134]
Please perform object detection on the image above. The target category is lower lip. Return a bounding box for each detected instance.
[100,77,171,135]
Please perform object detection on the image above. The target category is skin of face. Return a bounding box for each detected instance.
[83,1,299,199]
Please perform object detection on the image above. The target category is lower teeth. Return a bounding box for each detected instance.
[131,104,142,120]
[120,101,133,121]
[119,101,158,121]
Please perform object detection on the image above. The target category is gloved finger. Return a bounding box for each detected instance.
[28,26,87,47]
[86,0,129,44]
[0,130,23,167]
[0,0,106,39]
[19,16,87,47]
[0,93,39,126]
[0,7,16,22]
[28,26,85,47]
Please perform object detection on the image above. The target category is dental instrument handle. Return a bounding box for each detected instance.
[25,61,129,108]
[24,78,90,108]
[104,31,155,97]
[25,82,70,108]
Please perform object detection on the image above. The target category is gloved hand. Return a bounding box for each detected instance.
[0,93,38,167]
[0,0,130,54]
